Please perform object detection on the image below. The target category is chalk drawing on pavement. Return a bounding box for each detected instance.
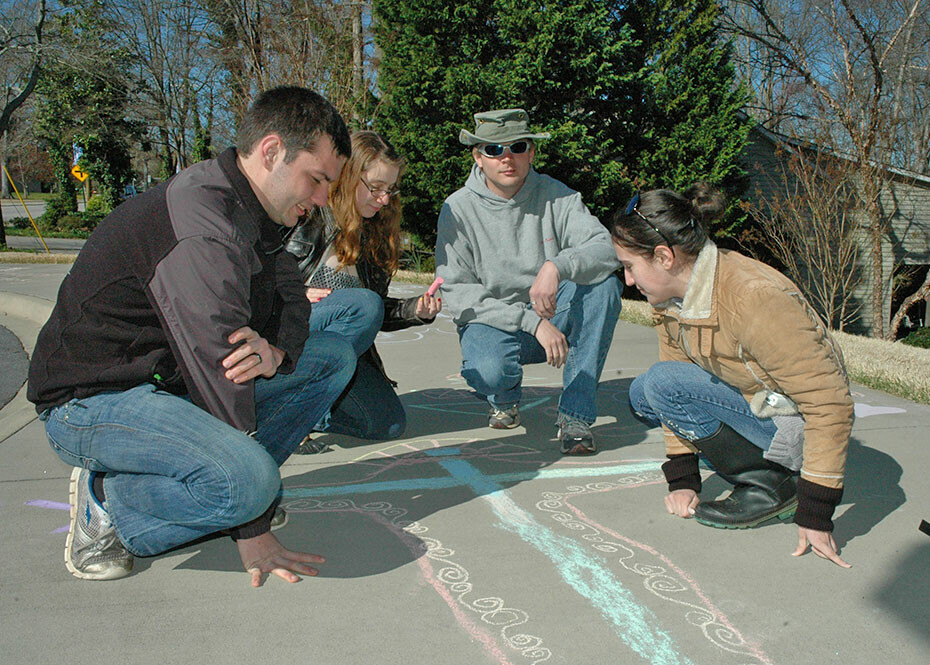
[537,480,773,665]
[282,496,551,665]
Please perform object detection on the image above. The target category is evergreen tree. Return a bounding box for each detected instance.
[632,0,753,239]
[372,0,639,245]
[372,0,752,246]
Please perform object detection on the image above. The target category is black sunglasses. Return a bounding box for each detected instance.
[477,140,531,158]
[624,192,676,257]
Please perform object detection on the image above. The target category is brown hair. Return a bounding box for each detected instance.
[329,131,405,273]
[236,86,351,160]
[608,182,725,258]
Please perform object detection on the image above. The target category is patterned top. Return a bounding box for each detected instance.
[308,263,363,291]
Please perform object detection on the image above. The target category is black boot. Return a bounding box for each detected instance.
[692,423,798,529]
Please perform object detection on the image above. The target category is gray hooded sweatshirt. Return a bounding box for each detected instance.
[435,164,619,335]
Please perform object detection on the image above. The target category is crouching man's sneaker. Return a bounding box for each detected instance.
[488,404,520,429]
[558,416,596,455]
[65,468,133,580]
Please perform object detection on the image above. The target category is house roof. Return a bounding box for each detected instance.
[749,122,930,188]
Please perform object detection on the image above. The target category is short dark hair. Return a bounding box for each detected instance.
[236,86,351,162]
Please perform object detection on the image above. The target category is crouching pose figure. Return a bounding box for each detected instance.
[608,183,854,567]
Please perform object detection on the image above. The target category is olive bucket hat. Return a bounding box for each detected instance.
[458,108,551,146]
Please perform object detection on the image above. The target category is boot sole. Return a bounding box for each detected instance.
[694,499,799,530]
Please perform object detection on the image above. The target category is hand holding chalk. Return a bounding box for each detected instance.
[426,276,444,297]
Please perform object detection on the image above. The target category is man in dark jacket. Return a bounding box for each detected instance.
[28,87,356,585]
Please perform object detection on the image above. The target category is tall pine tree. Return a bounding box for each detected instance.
[371,0,639,245]
[372,0,752,245]
[633,0,752,239]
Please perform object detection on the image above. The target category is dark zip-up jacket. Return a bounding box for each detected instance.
[28,148,311,433]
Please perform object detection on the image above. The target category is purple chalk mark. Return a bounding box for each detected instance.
[26,500,72,534]
[426,276,444,297]
[25,500,70,511]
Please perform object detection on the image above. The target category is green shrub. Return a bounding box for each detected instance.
[400,242,435,273]
[902,327,930,349]
[39,193,78,228]
[85,194,112,217]
[7,217,32,230]
[57,214,88,233]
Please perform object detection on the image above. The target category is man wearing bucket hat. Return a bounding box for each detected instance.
[435,108,622,454]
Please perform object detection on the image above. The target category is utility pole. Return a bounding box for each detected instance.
[351,1,364,121]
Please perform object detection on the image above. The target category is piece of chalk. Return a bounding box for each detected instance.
[426,276,444,297]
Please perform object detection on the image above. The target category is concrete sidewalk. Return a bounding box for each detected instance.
[1,265,927,665]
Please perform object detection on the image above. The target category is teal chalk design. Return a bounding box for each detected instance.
[438,457,693,665]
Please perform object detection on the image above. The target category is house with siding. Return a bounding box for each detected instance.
[742,124,930,337]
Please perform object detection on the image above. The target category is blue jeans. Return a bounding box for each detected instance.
[42,331,356,556]
[308,287,383,356]
[325,353,406,440]
[308,287,405,439]
[458,276,622,424]
[628,361,777,449]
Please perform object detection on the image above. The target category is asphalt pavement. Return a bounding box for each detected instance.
[1,261,928,665]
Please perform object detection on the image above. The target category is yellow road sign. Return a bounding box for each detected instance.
[71,165,88,182]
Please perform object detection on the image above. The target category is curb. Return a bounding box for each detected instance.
[0,292,52,440]
[0,291,54,326]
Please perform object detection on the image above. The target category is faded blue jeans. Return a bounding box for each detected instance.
[628,361,777,449]
[458,276,622,424]
[42,331,356,556]
[308,287,405,439]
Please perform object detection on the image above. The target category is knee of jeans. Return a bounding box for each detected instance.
[627,374,656,423]
[354,289,385,330]
[590,275,623,308]
[462,356,516,393]
[215,447,280,525]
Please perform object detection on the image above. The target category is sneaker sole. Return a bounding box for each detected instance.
[65,467,132,581]
[560,441,596,455]
[489,418,520,430]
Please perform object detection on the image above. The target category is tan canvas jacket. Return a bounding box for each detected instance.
[654,242,853,490]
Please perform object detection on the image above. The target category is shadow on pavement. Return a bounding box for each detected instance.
[833,437,906,548]
[171,379,655,578]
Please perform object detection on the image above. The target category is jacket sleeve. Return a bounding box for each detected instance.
[435,202,541,335]
[382,294,433,332]
[148,235,258,432]
[548,193,620,284]
[265,249,311,374]
[736,286,853,490]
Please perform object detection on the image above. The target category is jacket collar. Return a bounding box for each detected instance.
[216,147,284,254]
[657,240,718,323]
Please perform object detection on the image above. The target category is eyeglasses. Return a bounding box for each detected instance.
[476,140,531,158]
[624,192,676,257]
[360,177,400,200]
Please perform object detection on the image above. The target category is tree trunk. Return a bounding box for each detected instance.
[887,271,930,341]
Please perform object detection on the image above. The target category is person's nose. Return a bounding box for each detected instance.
[311,183,330,207]
[623,270,635,286]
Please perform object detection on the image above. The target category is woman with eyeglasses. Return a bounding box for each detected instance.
[608,182,854,568]
[285,131,442,448]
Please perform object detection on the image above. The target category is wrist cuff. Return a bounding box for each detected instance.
[794,478,843,532]
[228,502,275,541]
[662,454,702,493]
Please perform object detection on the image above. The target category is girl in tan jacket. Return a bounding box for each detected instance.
[608,183,854,568]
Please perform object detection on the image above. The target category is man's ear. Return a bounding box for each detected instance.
[472,147,482,167]
[257,134,284,170]
[653,245,676,269]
